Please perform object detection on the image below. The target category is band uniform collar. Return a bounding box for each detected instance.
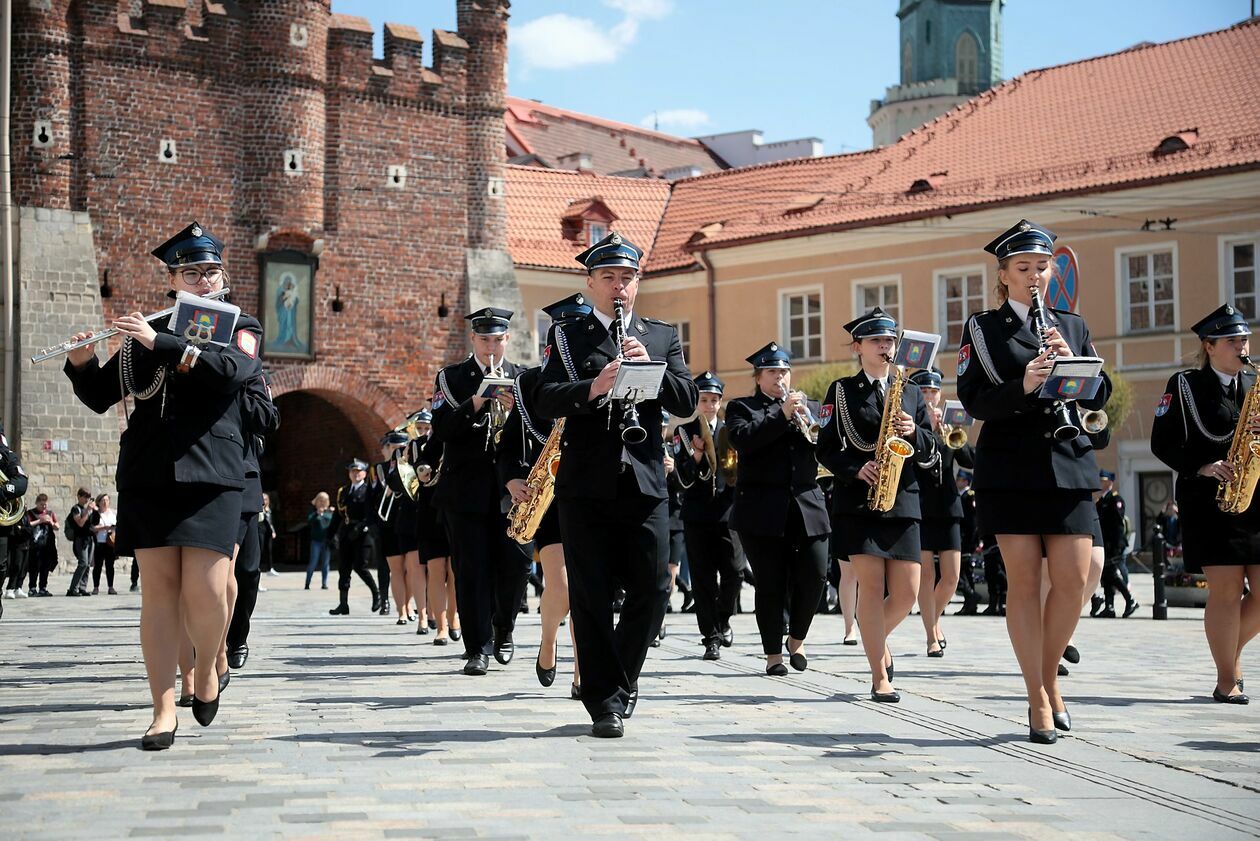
[592,307,632,332]
[1208,365,1237,389]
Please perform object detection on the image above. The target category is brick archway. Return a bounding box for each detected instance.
[269,363,406,439]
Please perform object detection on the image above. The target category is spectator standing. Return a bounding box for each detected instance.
[260,493,278,576]
[25,495,58,597]
[91,493,119,594]
[305,492,334,590]
[68,488,97,596]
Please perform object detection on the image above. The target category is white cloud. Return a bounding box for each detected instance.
[641,109,711,131]
[511,0,672,72]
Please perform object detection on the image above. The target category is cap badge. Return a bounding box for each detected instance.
[703,371,712,378]
[1019,221,1031,232]
[575,294,584,304]
[1226,305,1235,315]
[190,225,202,237]
[483,308,492,317]
[611,233,622,245]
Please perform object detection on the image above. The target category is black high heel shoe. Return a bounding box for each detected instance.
[536,644,558,688]
[176,693,194,708]
[192,694,220,727]
[1028,708,1058,744]
[141,722,177,751]
[927,642,944,658]
[1052,707,1072,731]
[871,687,900,703]
[450,628,462,642]
[218,670,230,694]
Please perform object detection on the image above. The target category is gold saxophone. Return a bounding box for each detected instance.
[868,356,915,513]
[507,417,565,544]
[1217,355,1260,514]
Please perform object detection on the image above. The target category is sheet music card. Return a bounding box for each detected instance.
[476,377,515,400]
[1039,357,1105,401]
[610,360,667,404]
[942,400,973,427]
[896,329,942,371]
[168,291,240,346]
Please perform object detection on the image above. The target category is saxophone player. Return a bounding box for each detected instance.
[725,343,830,677]
[1150,304,1260,705]
[956,220,1110,743]
[430,308,529,675]
[817,309,936,703]
[498,293,592,698]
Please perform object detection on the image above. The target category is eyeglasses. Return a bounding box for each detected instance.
[178,267,225,285]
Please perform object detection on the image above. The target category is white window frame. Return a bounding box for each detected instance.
[535,309,552,360]
[851,275,903,331]
[778,285,825,363]
[1115,241,1179,334]
[586,222,608,246]
[1219,233,1260,323]
[933,264,987,348]
[673,320,692,368]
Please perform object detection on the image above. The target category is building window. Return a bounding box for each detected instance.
[1226,238,1259,320]
[673,320,691,366]
[535,309,551,359]
[782,289,823,361]
[587,222,607,245]
[937,269,985,346]
[955,33,978,88]
[1122,248,1176,332]
[854,279,900,325]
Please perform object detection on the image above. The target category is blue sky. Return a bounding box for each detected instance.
[332,0,1251,153]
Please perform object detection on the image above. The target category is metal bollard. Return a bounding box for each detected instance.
[1151,523,1167,620]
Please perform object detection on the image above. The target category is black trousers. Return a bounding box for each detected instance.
[445,509,532,659]
[337,526,379,603]
[1101,541,1133,606]
[69,536,94,593]
[92,542,117,589]
[984,550,1007,606]
[683,522,739,642]
[738,501,828,656]
[228,516,261,652]
[25,543,52,592]
[559,473,671,720]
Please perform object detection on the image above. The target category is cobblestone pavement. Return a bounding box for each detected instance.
[1,572,1256,840]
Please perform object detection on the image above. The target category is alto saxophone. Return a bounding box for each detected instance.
[868,356,915,513]
[1217,356,1260,514]
[507,417,565,544]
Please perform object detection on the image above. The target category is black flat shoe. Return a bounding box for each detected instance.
[766,662,789,677]
[938,637,947,651]
[789,652,808,672]
[591,713,624,738]
[450,628,462,641]
[1122,600,1140,619]
[871,689,900,703]
[396,618,408,625]
[463,654,489,676]
[192,695,219,727]
[176,693,194,708]
[624,689,638,719]
[1028,708,1058,744]
[227,645,248,670]
[433,636,449,646]
[370,594,382,613]
[702,640,721,661]
[428,619,438,630]
[1052,708,1072,732]
[571,683,582,700]
[842,636,859,646]
[536,645,558,688]
[1212,687,1250,704]
[141,722,177,751]
[720,626,734,648]
[927,644,944,658]
[218,670,230,694]
[1057,663,1070,677]
[1063,644,1080,664]
[416,623,430,636]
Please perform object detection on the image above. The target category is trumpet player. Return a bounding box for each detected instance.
[817,309,936,703]
[957,220,1110,743]
[1150,304,1260,705]
[907,368,974,659]
[431,308,529,675]
[725,343,829,677]
[673,372,739,662]
[533,233,697,738]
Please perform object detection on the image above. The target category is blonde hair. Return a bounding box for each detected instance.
[312,491,330,508]
[993,258,1011,303]
[1197,339,1213,369]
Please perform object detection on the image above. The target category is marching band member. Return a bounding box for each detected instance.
[380,430,422,626]
[329,459,383,616]
[533,232,697,738]
[726,342,829,677]
[817,309,936,702]
[64,222,263,749]
[1150,305,1260,705]
[956,220,1110,743]
[431,308,530,675]
[673,372,739,662]
[498,293,590,697]
[407,410,460,645]
[657,411,686,646]
[907,368,974,658]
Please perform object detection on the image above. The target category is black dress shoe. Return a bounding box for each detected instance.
[1212,687,1250,704]
[536,645,558,688]
[703,640,721,661]
[141,722,177,751]
[886,656,895,681]
[624,689,638,719]
[218,670,230,694]
[955,603,978,616]
[650,634,661,648]
[658,622,668,640]
[981,604,1000,616]
[433,636,449,646]
[1063,644,1080,664]
[938,637,947,651]
[396,617,408,626]
[789,652,808,672]
[176,693,194,708]
[571,683,582,700]
[1028,709,1058,744]
[428,618,438,630]
[842,635,859,646]
[378,598,391,616]
[1097,606,1117,618]
[227,646,248,670]
[450,628,462,641]
[1122,600,1140,618]
[680,593,695,612]
[1090,594,1104,616]
[370,593,382,613]
[871,689,900,703]
[720,626,734,647]
[766,662,789,677]
[1052,708,1072,731]
[494,631,515,665]
[329,604,349,616]
[927,643,944,658]
[416,623,430,636]
[463,654,489,676]
[1057,663,1070,677]
[192,695,219,727]
[591,713,624,738]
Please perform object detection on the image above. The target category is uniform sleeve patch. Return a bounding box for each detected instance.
[819,403,834,428]
[237,331,258,359]
[542,345,552,365]
[432,388,446,411]
[957,344,971,376]
[1154,393,1172,417]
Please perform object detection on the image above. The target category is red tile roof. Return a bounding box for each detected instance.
[646,19,1260,272]
[506,96,726,179]
[506,165,671,270]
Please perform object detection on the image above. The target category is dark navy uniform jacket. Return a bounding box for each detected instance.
[496,367,552,503]
[331,482,374,541]
[0,423,28,503]
[64,314,263,491]
[672,417,734,525]
[955,301,1110,492]
[532,311,697,501]
[240,370,279,516]
[725,388,829,538]
[1095,490,1127,547]
[431,354,527,514]
[816,373,936,520]
[915,436,974,520]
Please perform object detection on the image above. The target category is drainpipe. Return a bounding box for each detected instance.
[1,0,14,437]
[700,250,717,372]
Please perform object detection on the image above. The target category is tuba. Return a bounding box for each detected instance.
[1217,355,1260,514]
[507,418,565,543]
[868,355,915,513]
[0,471,23,527]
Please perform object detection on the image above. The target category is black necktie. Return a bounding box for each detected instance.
[1227,378,1238,405]
[874,378,886,408]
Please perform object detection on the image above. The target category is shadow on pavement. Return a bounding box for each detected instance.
[271,724,591,757]
[1179,740,1260,753]
[0,739,137,756]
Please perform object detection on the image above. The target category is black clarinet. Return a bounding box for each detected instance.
[1029,285,1081,442]
[611,298,648,444]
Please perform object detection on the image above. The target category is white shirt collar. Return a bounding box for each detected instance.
[864,370,887,389]
[593,307,632,332]
[1008,299,1031,323]
[351,481,363,491]
[1209,365,1236,388]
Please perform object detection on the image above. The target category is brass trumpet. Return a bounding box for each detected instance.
[941,424,969,449]
[1081,409,1108,435]
[780,384,820,444]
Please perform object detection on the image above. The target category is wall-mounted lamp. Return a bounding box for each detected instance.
[330,285,344,313]
[99,268,113,299]
[437,292,449,319]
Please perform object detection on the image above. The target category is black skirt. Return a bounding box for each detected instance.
[533,505,562,551]
[975,489,1095,537]
[1090,512,1104,549]
[920,517,961,552]
[1180,499,1260,573]
[834,515,920,562]
[418,507,450,562]
[378,526,401,558]
[116,484,243,558]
